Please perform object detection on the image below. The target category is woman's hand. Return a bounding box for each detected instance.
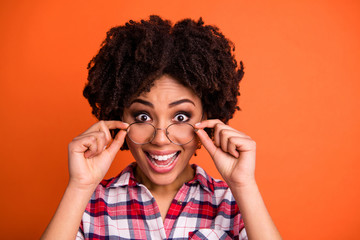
[41,120,129,240]
[195,119,256,188]
[196,120,282,239]
[68,120,128,190]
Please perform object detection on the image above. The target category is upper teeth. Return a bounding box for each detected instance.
[150,152,177,161]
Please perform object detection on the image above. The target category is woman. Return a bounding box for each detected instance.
[42,15,281,239]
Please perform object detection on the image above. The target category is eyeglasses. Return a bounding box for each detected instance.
[126,122,197,145]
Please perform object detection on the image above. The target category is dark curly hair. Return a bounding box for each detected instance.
[83,15,244,150]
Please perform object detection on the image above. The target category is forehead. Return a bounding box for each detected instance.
[138,75,201,104]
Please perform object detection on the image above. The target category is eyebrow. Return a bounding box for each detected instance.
[129,98,195,108]
[130,99,154,107]
[169,99,195,107]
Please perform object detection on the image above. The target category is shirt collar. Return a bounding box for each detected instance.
[100,162,138,188]
[102,162,215,194]
[188,164,215,194]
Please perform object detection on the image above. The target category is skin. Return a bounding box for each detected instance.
[122,75,203,193]
[122,75,203,219]
[41,75,282,239]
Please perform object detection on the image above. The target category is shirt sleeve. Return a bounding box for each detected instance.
[76,230,84,240]
[76,222,85,240]
[239,227,248,240]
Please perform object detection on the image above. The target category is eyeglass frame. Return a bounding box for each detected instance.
[126,122,199,146]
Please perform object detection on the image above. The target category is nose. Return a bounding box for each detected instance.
[150,127,171,145]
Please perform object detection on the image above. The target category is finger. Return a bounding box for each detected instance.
[195,119,248,147]
[195,119,224,129]
[80,136,98,159]
[75,131,108,157]
[219,129,238,154]
[230,137,257,153]
[196,120,227,147]
[106,130,127,159]
[83,121,129,135]
[227,137,240,158]
[94,131,108,155]
[94,130,127,173]
[68,137,92,155]
[195,119,249,136]
[98,121,112,145]
[195,128,218,158]
[104,121,129,130]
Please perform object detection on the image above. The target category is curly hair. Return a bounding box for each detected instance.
[83,15,244,150]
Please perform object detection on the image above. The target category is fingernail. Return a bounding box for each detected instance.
[195,122,201,126]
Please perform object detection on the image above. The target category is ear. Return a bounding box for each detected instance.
[201,111,208,121]
[194,143,202,156]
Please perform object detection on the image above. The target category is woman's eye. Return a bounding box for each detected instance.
[135,113,151,122]
[173,113,190,122]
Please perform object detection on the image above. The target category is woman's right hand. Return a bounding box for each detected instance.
[67,120,129,190]
[41,120,129,239]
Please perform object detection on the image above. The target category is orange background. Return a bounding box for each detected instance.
[1,0,359,239]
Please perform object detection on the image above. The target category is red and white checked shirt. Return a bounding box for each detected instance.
[77,163,247,240]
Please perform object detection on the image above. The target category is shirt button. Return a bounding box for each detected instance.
[177,200,182,205]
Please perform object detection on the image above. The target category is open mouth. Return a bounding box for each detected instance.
[145,151,180,168]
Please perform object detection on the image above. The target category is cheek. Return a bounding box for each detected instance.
[126,138,142,159]
[183,138,200,156]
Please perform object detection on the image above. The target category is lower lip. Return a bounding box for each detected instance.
[146,152,179,174]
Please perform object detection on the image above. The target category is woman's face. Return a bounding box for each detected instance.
[122,75,203,189]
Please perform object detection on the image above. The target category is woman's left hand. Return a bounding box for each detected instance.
[195,119,257,188]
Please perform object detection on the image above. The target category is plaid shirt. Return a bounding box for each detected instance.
[77,163,247,240]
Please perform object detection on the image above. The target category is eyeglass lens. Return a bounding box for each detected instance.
[127,122,195,145]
